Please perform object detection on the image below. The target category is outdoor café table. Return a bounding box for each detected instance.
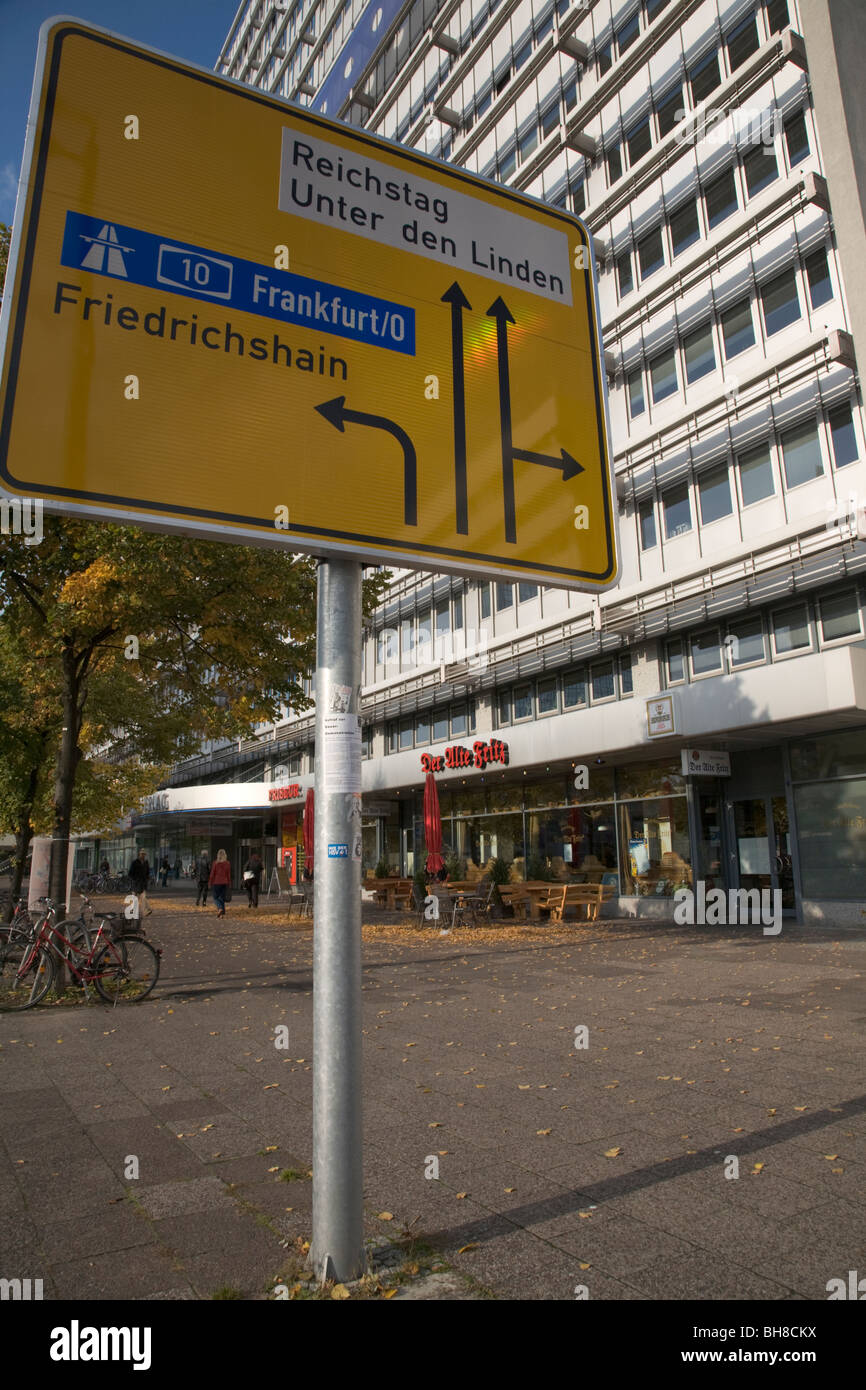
[500,883,560,919]
[375,879,413,910]
[447,888,486,926]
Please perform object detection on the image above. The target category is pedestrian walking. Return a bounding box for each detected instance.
[243,851,263,908]
[159,856,170,888]
[129,849,153,918]
[209,849,232,918]
[195,851,210,907]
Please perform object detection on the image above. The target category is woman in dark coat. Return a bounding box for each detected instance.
[243,851,263,908]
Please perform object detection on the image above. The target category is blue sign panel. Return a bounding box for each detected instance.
[60,211,415,355]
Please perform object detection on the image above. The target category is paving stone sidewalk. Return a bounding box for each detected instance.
[1,901,864,1301]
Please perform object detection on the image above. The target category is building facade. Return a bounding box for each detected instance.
[91,0,866,922]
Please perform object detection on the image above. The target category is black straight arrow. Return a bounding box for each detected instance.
[487,295,584,545]
[315,396,417,526]
[487,296,517,543]
[441,282,471,535]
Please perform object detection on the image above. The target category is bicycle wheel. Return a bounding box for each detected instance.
[0,935,56,1010]
[92,935,160,1003]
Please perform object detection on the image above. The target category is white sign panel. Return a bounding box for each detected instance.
[681,749,732,777]
[646,695,676,738]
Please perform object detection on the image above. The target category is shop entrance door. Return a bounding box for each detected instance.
[693,790,725,893]
[731,796,796,914]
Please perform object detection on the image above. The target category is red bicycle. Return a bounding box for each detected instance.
[0,896,160,1010]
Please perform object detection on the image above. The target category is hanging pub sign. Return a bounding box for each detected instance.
[421,738,509,773]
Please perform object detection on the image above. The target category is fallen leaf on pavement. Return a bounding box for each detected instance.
[604,1147,623,1158]
[458,1243,478,1254]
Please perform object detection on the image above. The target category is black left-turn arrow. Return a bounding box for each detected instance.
[315,396,417,526]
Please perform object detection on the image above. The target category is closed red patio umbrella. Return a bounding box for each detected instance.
[303,786,315,880]
[423,771,445,876]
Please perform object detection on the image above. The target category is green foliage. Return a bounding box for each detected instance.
[444,853,466,880]
[374,858,388,878]
[526,855,555,881]
[0,222,10,299]
[487,856,513,885]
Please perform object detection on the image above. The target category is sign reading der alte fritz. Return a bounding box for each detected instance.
[421,738,509,773]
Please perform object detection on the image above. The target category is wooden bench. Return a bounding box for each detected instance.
[541,882,616,922]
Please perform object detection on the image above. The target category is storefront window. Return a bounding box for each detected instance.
[456,813,524,875]
[527,805,618,883]
[568,765,614,805]
[619,797,691,895]
[523,776,571,808]
[616,758,686,800]
[790,729,866,781]
[486,781,524,812]
[794,779,866,900]
[450,784,488,815]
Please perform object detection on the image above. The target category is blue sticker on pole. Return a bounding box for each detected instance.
[327,844,349,858]
[60,211,415,355]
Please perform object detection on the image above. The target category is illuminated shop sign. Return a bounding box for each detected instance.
[421,739,509,773]
[268,783,302,802]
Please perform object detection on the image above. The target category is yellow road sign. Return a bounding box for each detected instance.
[0,20,618,589]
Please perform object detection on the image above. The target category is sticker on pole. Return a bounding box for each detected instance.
[327,844,349,859]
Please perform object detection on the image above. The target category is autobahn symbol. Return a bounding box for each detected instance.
[78,223,132,276]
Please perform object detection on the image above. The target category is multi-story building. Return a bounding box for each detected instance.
[95,0,866,924]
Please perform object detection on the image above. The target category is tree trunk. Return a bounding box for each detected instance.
[49,649,83,988]
[8,818,34,923]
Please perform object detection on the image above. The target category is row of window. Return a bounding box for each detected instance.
[496,656,634,727]
[614,109,810,301]
[665,589,864,686]
[637,405,859,549]
[478,70,581,183]
[386,701,477,753]
[626,248,833,421]
[602,2,790,183]
[480,580,541,617]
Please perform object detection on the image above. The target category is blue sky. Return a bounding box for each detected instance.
[0,1,239,223]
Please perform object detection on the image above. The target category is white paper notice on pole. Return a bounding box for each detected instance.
[322,713,362,794]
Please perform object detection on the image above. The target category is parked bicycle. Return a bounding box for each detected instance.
[0,894,161,1011]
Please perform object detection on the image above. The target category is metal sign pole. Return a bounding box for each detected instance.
[310,558,365,1283]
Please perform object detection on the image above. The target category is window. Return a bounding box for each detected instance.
[638,225,664,277]
[690,629,722,675]
[591,661,615,700]
[726,14,759,71]
[627,117,652,165]
[494,62,511,96]
[537,678,558,715]
[598,42,612,75]
[721,298,755,358]
[480,583,491,619]
[820,592,861,642]
[519,124,538,161]
[743,144,778,196]
[628,367,646,419]
[663,482,692,538]
[650,346,677,403]
[690,50,720,104]
[683,321,716,383]
[518,582,538,602]
[571,179,586,215]
[656,85,683,139]
[563,669,586,707]
[607,144,623,183]
[699,465,733,523]
[784,108,809,165]
[435,601,450,637]
[387,722,398,753]
[497,689,511,725]
[432,709,449,741]
[781,420,823,488]
[514,38,532,70]
[726,616,765,666]
[667,639,685,682]
[738,442,775,505]
[829,403,859,468]
[704,166,737,228]
[415,713,430,744]
[513,684,532,720]
[805,249,832,309]
[645,0,671,19]
[639,500,657,549]
[541,102,560,139]
[563,78,578,112]
[495,581,513,611]
[450,705,467,737]
[399,718,413,750]
[773,603,810,654]
[454,593,464,629]
[617,11,640,55]
[620,653,633,693]
[761,268,800,335]
[498,147,517,181]
[766,0,789,33]
[669,198,700,256]
[617,251,634,296]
